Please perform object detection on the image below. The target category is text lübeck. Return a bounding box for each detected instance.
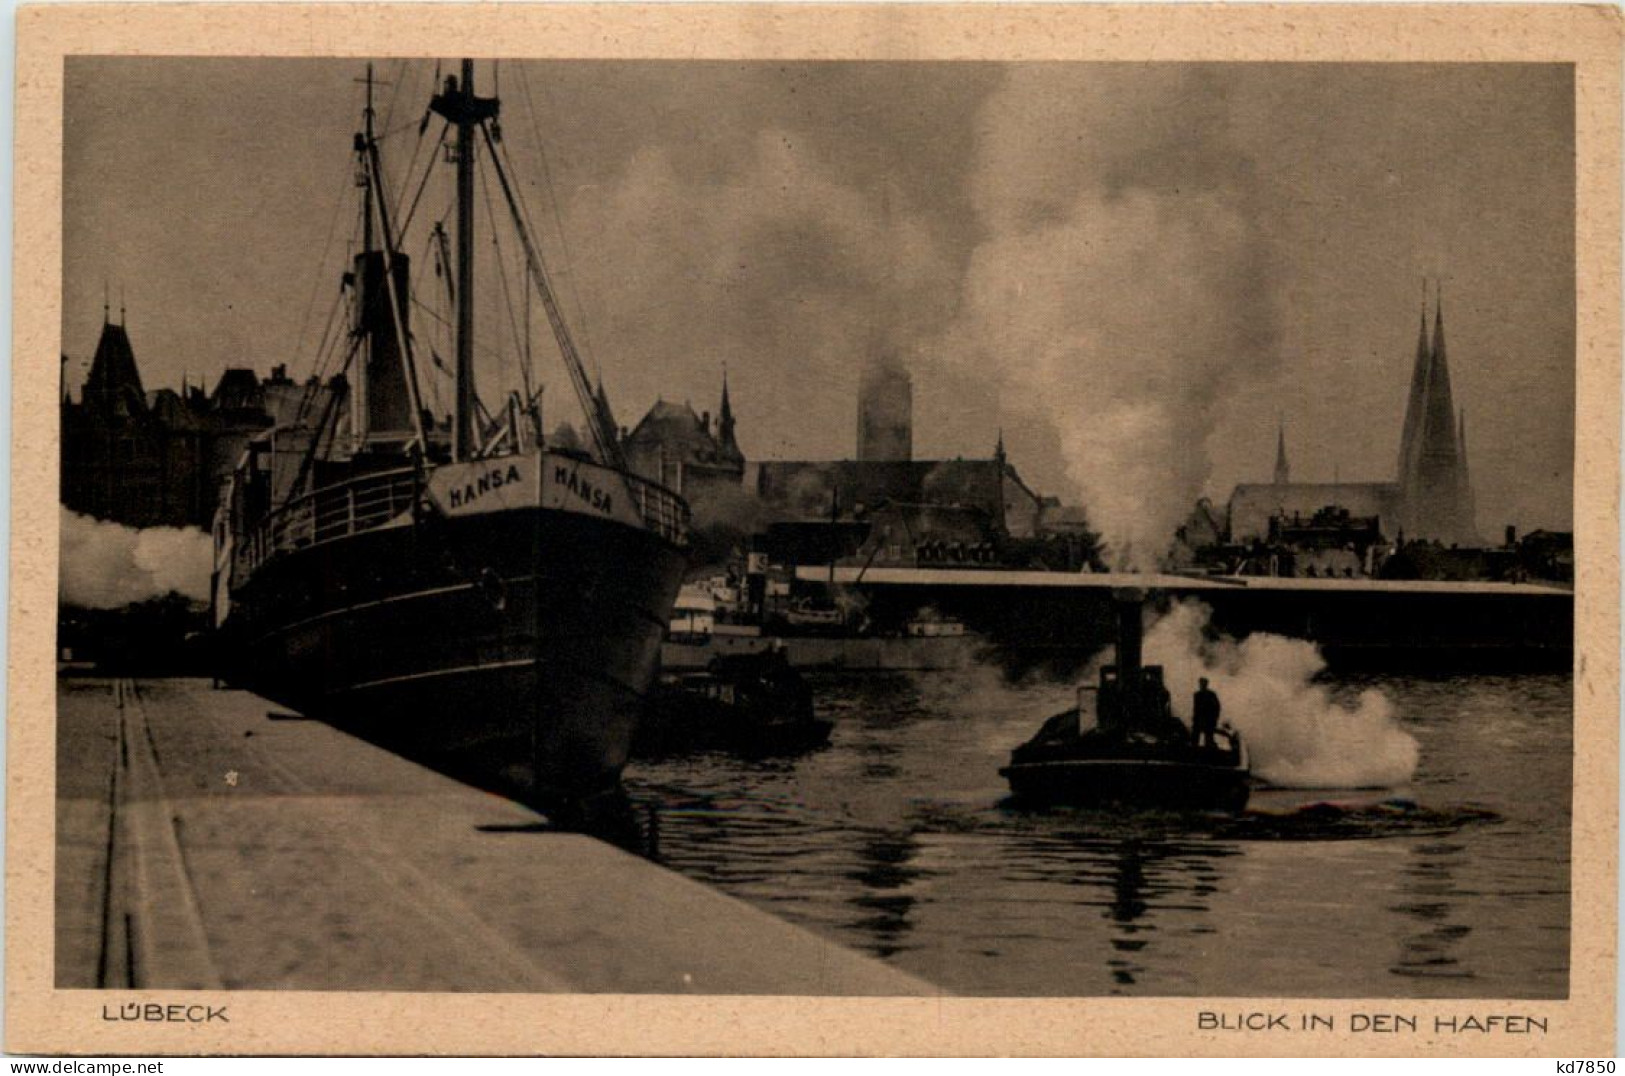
[101,1002,229,1023]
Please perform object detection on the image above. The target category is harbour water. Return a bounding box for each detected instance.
[626,670,1571,998]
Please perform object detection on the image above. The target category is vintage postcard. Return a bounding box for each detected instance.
[7,2,1620,1058]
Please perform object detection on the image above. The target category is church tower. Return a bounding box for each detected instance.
[1396,288,1477,544]
[857,352,912,462]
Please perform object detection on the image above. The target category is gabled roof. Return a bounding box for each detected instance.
[211,368,265,412]
[626,399,707,445]
[624,397,745,468]
[81,322,146,417]
[147,389,206,432]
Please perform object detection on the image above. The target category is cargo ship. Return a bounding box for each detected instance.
[210,61,689,815]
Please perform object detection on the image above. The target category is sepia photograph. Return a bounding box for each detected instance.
[10,1,1620,1059]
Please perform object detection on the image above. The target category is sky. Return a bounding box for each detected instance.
[63,59,1575,544]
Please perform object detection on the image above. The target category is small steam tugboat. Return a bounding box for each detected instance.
[637,647,832,759]
[1000,590,1250,811]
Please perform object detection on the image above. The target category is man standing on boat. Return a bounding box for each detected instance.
[1192,677,1222,750]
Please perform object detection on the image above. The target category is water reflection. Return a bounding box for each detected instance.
[1102,842,1153,988]
[981,817,1239,994]
[627,671,1569,997]
[846,830,922,958]
[1389,840,1475,982]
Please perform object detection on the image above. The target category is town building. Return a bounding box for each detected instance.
[604,357,1098,568]
[61,314,346,530]
[620,372,746,499]
[61,318,211,528]
[753,434,1046,540]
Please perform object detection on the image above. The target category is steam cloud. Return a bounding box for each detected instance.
[782,468,837,519]
[561,66,1284,560]
[941,67,1283,564]
[60,507,212,608]
[565,129,953,448]
[687,480,781,537]
[683,482,784,571]
[1143,601,1419,789]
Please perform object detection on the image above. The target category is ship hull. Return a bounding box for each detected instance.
[1001,756,1251,812]
[219,503,685,807]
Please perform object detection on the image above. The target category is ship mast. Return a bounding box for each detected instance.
[350,65,375,449]
[349,63,428,453]
[432,59,499,462]
[362,65,374,257]
[454,60,477,461]
[425,58,626,469]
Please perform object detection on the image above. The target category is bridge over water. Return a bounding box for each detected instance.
[792,567,1573,670]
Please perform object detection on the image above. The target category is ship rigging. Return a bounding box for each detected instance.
[211,59,690,820]
[284,59,622,490]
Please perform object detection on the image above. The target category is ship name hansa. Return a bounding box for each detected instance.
[555,466,614,514]
[447,463,524,510]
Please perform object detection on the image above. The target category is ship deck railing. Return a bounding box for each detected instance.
[242,467,419,572]
[242,459,687,572]
[624,472,689,546]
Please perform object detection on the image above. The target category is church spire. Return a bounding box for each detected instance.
[1459,406,1477,539]
[1397,278,1432,487]
[1418,288,1460,478]
[1432,286,1447,365]
[1457,407,1469,486]
[1273,416,1290,485]
[716,363,740,458]
[1401,282,1475,544]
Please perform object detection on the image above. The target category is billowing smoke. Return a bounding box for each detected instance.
[60,507,212,608]
[919,460,974,505]
[553,65,1281,559]
[687,481,777,534]
[683,481,782,571]
[783,467,837,519]
[560,127,955,456]
[941,67,1283,564]
[1143,601,1419,788]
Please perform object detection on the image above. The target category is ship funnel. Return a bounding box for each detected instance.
[1110,587,1146,684]
[353,250,414,441]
